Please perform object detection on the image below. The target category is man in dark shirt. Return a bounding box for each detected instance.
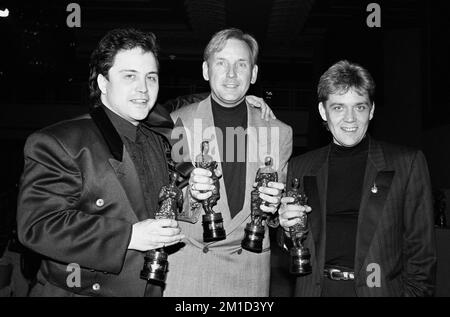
[279,60,436,296]
[16,28,184,296]
[167,28,293,296]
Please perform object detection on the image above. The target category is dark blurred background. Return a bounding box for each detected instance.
[0,0,449,296]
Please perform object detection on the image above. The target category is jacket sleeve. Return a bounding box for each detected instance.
[277,126,293,184]
[402,150,437,296]
[17,131,133,274]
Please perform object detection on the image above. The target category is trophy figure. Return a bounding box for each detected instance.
[286,178,312,275]
[195,140,226,242]
[241,156,278,253]
[140,171,183,285]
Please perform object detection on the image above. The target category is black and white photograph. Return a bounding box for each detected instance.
[0,0,449,304]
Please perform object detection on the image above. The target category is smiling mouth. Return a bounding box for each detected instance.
[341,127,358,132]
[130,99,149,104]
[223,83,239,88]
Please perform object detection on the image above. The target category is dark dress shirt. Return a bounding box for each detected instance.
[103,106,169,297]
[104,106,169,218]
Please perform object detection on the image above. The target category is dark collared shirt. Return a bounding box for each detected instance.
[103,106,169,218]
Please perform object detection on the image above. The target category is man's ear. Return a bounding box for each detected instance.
[97,74,108,94]
[202,61,209,81]
[369,102,375,120]
[250,64,258,84]
[318,102,327,121]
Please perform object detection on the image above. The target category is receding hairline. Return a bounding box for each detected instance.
[203,28,259,65]
[207,38,253,61]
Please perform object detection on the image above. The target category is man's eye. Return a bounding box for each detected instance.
[238,62,247,68]
[356,105,367,111]
[333,106,342,111]
[147,76,158,82]
[125,74,135,79]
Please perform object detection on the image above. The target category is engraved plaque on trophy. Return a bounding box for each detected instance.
[140,171,183,284]
[241,156,278,253]
[195,140,226,242]
[286,178,312,275]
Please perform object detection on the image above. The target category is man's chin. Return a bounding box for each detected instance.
[341,139,362,147]
[214,94,246,107]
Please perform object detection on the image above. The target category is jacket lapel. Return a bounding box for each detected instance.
[354,138,395,275]
[181,97,233,234]
[90,106,148,221]
[304,146,330,265]
[143,103,175,144]
[181,97,271,236]
[226,102,262,234]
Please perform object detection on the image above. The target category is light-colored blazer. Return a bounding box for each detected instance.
[165,96,292,296]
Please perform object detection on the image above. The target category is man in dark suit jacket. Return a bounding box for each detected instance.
[279,60,436,297]
[16,28,185,296]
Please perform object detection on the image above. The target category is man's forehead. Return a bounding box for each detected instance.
[211,38,252,60]
[111,48,157,70]
[326,88,370,103]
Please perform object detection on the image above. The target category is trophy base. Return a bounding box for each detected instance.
[140,249,168,284]
[289,246,312,275]
[241,223,265,253]
[202,213,226,242]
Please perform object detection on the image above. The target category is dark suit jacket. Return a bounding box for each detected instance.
[16,105,173,297]
[284,137,436,297]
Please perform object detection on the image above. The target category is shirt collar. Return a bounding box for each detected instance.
[102,105,137,142]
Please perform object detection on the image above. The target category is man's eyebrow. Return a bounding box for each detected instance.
[328,102,344,107]
[119,69,159,75]
[214,57,249,62]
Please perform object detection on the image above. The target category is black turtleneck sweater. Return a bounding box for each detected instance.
[325,137,369,269]
[211,97,247,219]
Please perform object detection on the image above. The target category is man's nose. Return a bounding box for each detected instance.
[344,109,356,122]
[226,64,237,78]
[136,78,148,93]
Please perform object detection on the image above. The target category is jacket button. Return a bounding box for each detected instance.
[237,249,243,255]
[203,246,209,253]
[96,199,104,207]
[92,283,101,291]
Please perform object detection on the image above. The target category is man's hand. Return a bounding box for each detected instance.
[246,95,276,121]
[256,181,285,214]
[278,196,312,231]
[128,218,185,251]
[189,167,221,201]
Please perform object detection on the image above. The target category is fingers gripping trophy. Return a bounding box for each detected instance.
[241,156,278,253]
[140,171,183,285]
[285,178,312,275]
[195,140,226,242]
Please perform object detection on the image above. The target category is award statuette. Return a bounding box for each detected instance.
[195,140,226,242]
[241,156,278,253]
[140,171,183,284]
[286,178,312,275]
